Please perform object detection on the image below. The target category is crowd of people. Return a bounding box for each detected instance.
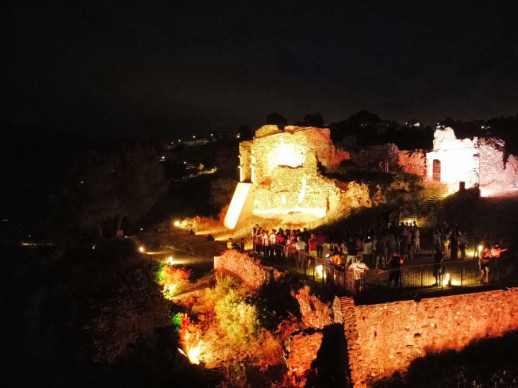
[431,223,509,284]
[245,221,423,290]
[249,222,420,266]
[226,220,510,290]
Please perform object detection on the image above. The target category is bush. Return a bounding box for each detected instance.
[85,264,173,363]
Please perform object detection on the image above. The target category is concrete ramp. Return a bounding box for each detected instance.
[224,182,253,229]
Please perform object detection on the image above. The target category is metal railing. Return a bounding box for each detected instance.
[254,246,518,298]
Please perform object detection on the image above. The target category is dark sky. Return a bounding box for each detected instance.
[2,0,518,139]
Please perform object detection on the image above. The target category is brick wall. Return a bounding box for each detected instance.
[398,150,426,177]
[213,249,282,289]
[342,288,518,387]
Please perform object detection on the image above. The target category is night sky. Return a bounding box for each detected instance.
[2,0,518,138]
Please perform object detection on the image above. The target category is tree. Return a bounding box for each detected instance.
[209,178,238,210]
[265,112,287,128]
[237,124,253,141]
[303,112,325,127]
[111,144,168,232]
[65,144,168,238]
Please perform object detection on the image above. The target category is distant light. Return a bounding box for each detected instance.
[183,161,187,164]
[443,273,451,286]
[193,135,196,139]
[210,133,214,137]
[174,220,181,227]
[478,245,483,253]
[166,256,174,265]
[178,139,181,143]
[316,265,323,277]
[140,227,144,231]
[236,133,241,139]
[160,156,166,161]
[139,246,145,253]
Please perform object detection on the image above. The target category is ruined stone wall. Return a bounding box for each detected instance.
[351,144,399,172]
[252,153,343,220]
[479,138,505,188]
[398,150,426,177]
[238,141,252,182]
[478,138,518,195]
[250,126,348,184]
[233,126,362,222]
[425,127,479,189]
[286,331,323,381]
[343,288,518,387]
[214,249,282,289]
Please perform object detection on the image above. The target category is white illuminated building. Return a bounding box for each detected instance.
[425,127,518,196]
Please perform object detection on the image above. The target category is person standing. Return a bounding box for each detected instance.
[375,234,386,269]
[413,224,420,253]
[450,229,458,261]
[458,230,467,260]
[346,236,357,267]
[269,229,277,257]
[363,236,373,267]
[349,257,369,293]
[308,234,318,257]
[432,244,443,286]
[480,246,491,283]
[387,253,402,288]
[262,230,270,257]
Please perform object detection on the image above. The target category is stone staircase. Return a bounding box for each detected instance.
[416,195,442,218]
[400,194,445,222]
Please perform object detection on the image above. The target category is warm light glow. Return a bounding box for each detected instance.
[166,256,174,265]
[224,182,253,229]
[184,341,208,365]
[269,138,305,170]
[316,265,323,277]
[443,273,450,286]
[400,218,417,226]
[478,245,483,253]
[162,283,178,298]
[139,246,145,253]
[174,220,181,227]
[426,128,479,189]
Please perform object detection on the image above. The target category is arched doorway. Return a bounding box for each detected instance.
[432,159,441,182]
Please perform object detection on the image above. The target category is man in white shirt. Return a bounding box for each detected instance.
[349,256,369,293]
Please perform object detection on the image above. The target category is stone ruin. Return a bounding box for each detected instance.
[345,127,518,197]
[224,125,372,229]
[223,125,518,230]
[424,127,518,196]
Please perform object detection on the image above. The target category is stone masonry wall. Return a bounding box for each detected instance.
[478,138,518,194]
[214,249,282,289]
[343,288,518,387]
[351,144,400,172]
[239,141,252,182]
[250,126,348,184]
[398,150,426,177]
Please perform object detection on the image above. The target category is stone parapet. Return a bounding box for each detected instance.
[214,249,283,289]
[342,288,518,387]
